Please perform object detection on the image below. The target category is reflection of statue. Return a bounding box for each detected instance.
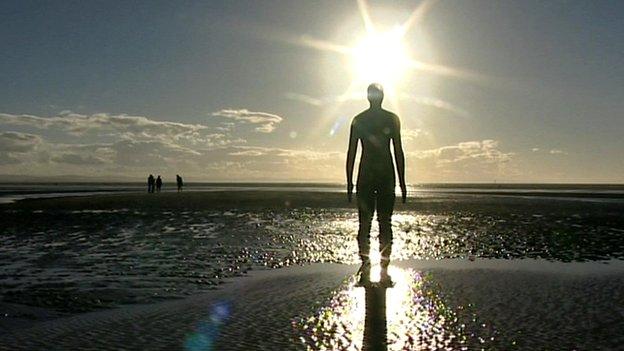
[361,267,389,351]
[362,285,388,351]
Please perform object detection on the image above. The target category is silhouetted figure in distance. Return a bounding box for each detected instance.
[346,83,406,286]
[148,174,155,193]
[176,174,183,192]
[156,175,162,193]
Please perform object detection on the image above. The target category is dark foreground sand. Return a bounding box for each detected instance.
[1,259,623,350]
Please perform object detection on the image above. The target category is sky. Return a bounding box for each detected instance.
[0,0,622,183]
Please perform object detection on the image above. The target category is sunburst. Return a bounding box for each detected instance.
[274,0,484,134]
[292,0,481,88]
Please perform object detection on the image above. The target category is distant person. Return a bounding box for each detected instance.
[346,83,406,286]
[176,174,184,192]
[148,174,155,193]
[156,175,162,193]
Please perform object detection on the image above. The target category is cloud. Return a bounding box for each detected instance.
[225,146,341,160]
[111,139,201,167]
[283,92,363,106]
[211,109,283,133]
[0,153,21,165]
[51,153,108,165]
[0,131,43,165]
[0,131,42,152]
[407,139,515,181]
[532,148,540,152]
[228,149,265,156]
[402,128,425,141]
[0,110,250,177]
[0,112,208,142]
[194,145,344,180]
[0,110,515,182]
[412,139,511,163]
[399,94,471,118]
[549,149,567,155]
[283,93,323,106]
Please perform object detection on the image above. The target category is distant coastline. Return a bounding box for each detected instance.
[1,182,623,205]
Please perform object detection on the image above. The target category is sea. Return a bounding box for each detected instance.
[2,182,623,204]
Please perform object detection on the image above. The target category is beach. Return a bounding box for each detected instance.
[2,260,624,350]
[1,189,624,349]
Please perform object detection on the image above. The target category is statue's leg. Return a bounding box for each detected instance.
[377,185,396,269]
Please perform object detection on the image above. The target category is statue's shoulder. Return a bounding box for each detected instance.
[380,109,399,125]
[352,110,368,125]
[382,109,398,119]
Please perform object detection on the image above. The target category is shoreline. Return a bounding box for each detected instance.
[1,183,623,205]
[3,190,624,213]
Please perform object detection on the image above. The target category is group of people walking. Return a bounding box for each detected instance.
[147,174,184,193]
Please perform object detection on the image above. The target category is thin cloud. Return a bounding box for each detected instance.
[0,131,42,152]
[406,139,516,182]
[0,131,43,165]
[402,128,425,141]
[283,92,471,119]
[399,94,471,118]
[51,153,108,165]
[0,112,208,141]
[283,93,324,106]
[410,139,513,164]
[211,109,283,133]
[549,149,567,155]
[283,92,364,106]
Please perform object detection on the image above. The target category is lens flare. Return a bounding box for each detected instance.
[184,300,232,351]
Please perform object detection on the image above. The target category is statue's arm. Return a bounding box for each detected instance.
[346,120,358,202]
[392,116,407,202]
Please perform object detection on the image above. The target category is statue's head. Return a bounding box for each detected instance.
[367,83,384,106]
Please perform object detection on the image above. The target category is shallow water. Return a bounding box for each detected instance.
[1,203,624,314]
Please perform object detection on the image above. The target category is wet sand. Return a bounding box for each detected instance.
[2,191,624,349]
[2,192,624,308]
[1,259,624,350]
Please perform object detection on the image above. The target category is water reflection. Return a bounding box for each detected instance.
[363,285,388,351]
[297,266,468,350]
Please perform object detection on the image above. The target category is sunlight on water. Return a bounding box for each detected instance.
[296,266,468,350]
[322,213,440,267]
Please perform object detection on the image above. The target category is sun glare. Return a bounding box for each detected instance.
[351,27,410,89]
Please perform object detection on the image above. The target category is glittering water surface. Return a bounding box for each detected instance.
[296,266,473,350]
[296,239,493,350]
[1,206,623,313]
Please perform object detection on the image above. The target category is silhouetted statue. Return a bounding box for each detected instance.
[148,174,155,193]
[156,175,162,193]
[176,174,183,192]
[346,83,406,286]
[362,286,388,351]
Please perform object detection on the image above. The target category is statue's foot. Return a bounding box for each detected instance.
[379,269,395,288]
[356,261,371,287]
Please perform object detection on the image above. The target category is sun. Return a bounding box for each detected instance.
[350,26,410,89]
